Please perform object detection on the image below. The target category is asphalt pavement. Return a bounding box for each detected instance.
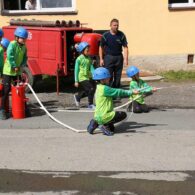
[0,80,195,194]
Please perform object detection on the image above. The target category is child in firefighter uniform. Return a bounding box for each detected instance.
[126,66,157,113]
[0,38,10,77]
[74,42,96,109]
[0,27,28,120]
[0,29,4,77]
[87,67,139,136]
[0,29,3,42]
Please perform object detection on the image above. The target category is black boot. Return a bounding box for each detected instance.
[109,124,115,132]
[25,106,31,117]
[87,119,98,134]
[0,109,7,120]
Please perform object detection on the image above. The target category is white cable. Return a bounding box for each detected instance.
[31,97,141,112]
[30,84,193,113]
[113,84,195,123]
[114,99,133,110]
[114,95,142,126]
[27,82,154,133]
[30,105,94,113]
[28,82,142,129]
[24,83,195,133]
[27,83,87,133]
[156,85,195,90]
[156,86,177,90]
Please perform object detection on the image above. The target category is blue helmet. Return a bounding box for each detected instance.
[0,29,3,37]
[93,67,111,80]
[126,66,139,77]
[14,27,28,39]
[1,38,10,49]
[76,42,89,53]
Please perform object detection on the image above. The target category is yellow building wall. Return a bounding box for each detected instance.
[0,0,195,56]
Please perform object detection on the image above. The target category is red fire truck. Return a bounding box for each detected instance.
[2,19,102,93]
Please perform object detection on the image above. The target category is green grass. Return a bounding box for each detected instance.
[159,70,195,81]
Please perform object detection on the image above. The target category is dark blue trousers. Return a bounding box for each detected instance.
[104,54,123,88]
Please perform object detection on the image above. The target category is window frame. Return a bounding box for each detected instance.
[1,0,77,15]
[169,0,195,9]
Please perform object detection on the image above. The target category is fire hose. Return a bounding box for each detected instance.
[27,83,144,133]
[27,84,195,133]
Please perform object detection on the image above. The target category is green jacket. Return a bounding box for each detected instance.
[3,40,27,76]
[0,46,4,75]
[74,54,94,82]
[130,79,152,104]
[95,84,133,125]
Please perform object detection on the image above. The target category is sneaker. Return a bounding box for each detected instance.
[88,104,96,109]
[87,119,99,134]
[0,109,7,120]
[99,125,114,136]
[73,94,80,107]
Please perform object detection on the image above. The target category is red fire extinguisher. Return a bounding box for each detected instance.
[11,83,28,119]
[0,83,9,113]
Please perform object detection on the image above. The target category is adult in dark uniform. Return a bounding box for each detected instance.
[99,18,128,88]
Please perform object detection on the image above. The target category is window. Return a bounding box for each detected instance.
[169,0,188,2]
[169,0,195,9]
[41,0,72,9]
[2,0,76,15]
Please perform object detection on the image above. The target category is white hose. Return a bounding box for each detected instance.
[156,85,195,90]
[27,83,142,133]
[27,83,87,133]
[114,99,134,110]
[34,98,140,112]
[25,83,195,133]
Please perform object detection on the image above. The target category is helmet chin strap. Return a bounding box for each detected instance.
[18,42,24,46]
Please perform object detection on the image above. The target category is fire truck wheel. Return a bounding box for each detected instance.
[22,66,35,93]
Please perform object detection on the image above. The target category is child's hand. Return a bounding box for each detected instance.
[152,87,157,92]
[132,89,139,95]
[14,67,20,72]
[74,82,79,88]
